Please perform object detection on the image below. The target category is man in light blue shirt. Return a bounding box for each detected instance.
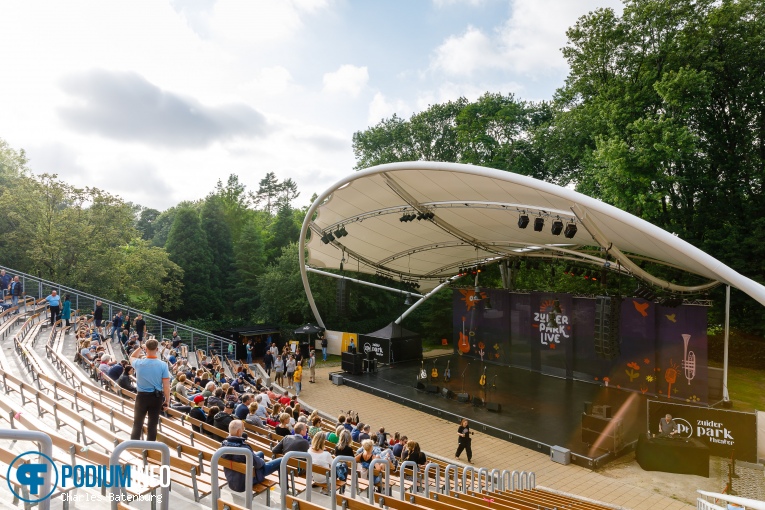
[43,290,61,325]
[129,338,171,441]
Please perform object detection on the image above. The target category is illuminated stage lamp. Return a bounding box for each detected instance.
[564,223,578,238]
[534,217,544,232]
[551,219,564,236]
[518,214,530,229]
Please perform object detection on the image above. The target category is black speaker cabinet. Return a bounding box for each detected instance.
[441,388,454,399]
[456,393,470,403]
[341,352,363,375]
[472,397,483,407]
[426,385,439,394]
[486,402,501,412]
[583,401,593,415]
[581,414,623,452]
[416,382,425,390]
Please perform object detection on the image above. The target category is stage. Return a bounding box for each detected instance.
[339,353,648,468]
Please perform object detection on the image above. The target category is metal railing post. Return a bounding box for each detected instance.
[368,458,390,500]
[280,452,313,509]
[499,469,511,491]
[0,429,54,510]
[109,440,170,510]
[510,470,519,490]
[210,447,253,509]
[461,465,476,493]
[443,464,459,495]
[399,460,418,499]
[423,463,440,498]
[330,456,356,510]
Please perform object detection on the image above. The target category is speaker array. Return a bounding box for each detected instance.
[594,295,621,359]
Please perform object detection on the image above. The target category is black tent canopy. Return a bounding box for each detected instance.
[358,322,422,364]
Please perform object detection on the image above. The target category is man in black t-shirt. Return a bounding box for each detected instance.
[135,314,146,341]
[93,301,104,336]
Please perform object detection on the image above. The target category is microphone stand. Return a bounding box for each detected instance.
[460,364,470,394]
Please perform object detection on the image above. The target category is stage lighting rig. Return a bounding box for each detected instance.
[534,217,544,232]
[551,218,564,236]
[518,214,530,229]
[564,222,578,239]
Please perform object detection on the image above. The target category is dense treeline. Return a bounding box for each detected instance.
[353,0,765,335]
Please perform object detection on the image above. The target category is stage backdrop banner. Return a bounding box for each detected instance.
[648,401,758,462]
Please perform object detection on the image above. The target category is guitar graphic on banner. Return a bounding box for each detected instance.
[431,360,438,379]
[458,316,470,353]
[443,360,451,382]
[479,366,487,387]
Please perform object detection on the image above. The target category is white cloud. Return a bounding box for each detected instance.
[242,66,300,97]
[430,0,622,77]
[367,93,411,125]
[323,65,369,98]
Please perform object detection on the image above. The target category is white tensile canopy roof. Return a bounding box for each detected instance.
[300,161,765,308]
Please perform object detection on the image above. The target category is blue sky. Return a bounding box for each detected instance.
[0,0,621,210]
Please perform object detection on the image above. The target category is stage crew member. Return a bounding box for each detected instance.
[130,338,171,441]
[658,414,677,437]
[455,418,473,463]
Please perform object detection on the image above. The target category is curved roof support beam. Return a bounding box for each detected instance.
[571,204,720,293]
[382,173,507,257]
[395,274,463,325]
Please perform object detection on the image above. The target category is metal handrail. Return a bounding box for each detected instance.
[109,440,170,510]
[443,464,459,495]
[280,452,313,509]
[423,462,440,497]
[0,429,54,510]
[210,446,253,509]
[477,467,489,492]
[399,460,418,498]
[329,456,357,510]
[461,465,476,492]
[697,490,765,510]
[0,264,234,355]
[367,458,390,500]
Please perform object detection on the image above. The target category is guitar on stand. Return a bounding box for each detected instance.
[443,360,451,382]
[419,361,427,381]
[491,374,497,390]
[431,360,438,379]
[479,366,487,387]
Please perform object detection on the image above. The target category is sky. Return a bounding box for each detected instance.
[0,0,622,211]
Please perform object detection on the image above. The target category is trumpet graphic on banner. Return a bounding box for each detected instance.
[681,333,696,385]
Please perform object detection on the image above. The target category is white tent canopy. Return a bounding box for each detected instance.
[300,162,765,309]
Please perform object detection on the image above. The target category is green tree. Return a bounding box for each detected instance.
[265,203,300,263]
[253,172,281,215]
[136,207,160,241]
[200,195,234,315]
[215,174,251,242]
[232,218,266,316]
[165,207,213,318]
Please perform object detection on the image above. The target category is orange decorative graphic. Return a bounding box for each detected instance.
[627,362,640,370]
[549,343,556,349]
[665,360,679,396]
[459,288,487,311]
[633,300,650,317]
[458,316,470,353]
[640,385,648,394]
[643,358,651,365]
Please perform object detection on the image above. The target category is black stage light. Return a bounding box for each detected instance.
[321,234,330,244]
[564,223,578,239]
[340,226,348,237]
[534,217,544,232]
[334,228,343,238]
[518,214,530,229]
[551,219,564,236]
[326,232,335,242]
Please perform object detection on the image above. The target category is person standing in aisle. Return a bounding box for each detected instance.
[308,350,316,383]
[455,418,473,463]
[43,290,61,326]
[129,338,171,441]
[93,300,104,337]
[61,295,72,329]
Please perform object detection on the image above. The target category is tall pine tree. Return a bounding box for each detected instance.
[232,218,266,316]
[165,207,213,318]
[201,195,234,315]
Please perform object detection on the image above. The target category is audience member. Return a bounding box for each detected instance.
[220,420,282,491]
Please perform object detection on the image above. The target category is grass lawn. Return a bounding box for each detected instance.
[709,361,765,412]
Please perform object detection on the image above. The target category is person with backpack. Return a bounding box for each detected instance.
[220,420,282,492]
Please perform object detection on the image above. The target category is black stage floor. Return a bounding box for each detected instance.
[339,354,647,468]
